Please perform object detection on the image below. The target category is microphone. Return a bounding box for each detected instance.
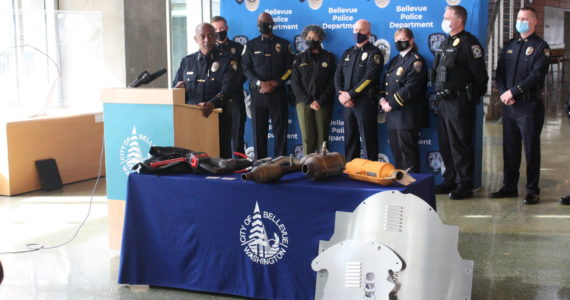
[128,67,167,88]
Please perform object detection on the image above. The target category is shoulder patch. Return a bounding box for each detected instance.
[231,60,238,71]
[544,48,551,58]
[413,61,423,73]
[374,54,381,64]
[471,45,483,58]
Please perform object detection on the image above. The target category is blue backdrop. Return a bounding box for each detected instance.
[221,0,487,187]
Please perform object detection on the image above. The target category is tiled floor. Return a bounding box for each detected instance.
[1,76,569,299]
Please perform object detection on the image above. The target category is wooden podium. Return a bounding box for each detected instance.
[101,88,220,249]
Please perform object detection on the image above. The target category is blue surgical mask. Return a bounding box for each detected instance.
[516,21,529,34]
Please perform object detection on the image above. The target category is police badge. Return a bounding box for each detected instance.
[211,62,219,72]
[233,35,248,46]
[322,61,328,68]
[295,35,308,53]
[452,38,460,47]
[276,43,282,53]
[526,47,534,56]
[308,0,323,10]
[396,67,404,76]
[245,0,259,12]
[427,151,444,174]
[373,38,390,66]
[374,0,390,8]
[428,33,446,56]
[361,52,368,61]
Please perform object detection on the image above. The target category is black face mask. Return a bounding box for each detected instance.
[354,32,368,44]
[395,40,410,52]
[258,23,273,35]
[215,30,227,41]
[307,40,321,50]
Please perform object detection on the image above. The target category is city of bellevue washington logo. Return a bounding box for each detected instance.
[240,202,289,265]
[119,125,153,175]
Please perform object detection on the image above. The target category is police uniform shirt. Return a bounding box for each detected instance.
[496,33,550,99]
[334,42,383,100]
[173,49,236,106]
[242,35,294,88]
[434,30,488,98]
[380,51,428,130]
[290,49,337,106]
[217,39,246,95]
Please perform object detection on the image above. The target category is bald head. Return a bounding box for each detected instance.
[258,12,274,24]
[194,23,216,54]
[353,19,371,46]
[257,12,274,37]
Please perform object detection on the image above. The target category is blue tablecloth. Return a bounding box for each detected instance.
[118,172,434,300]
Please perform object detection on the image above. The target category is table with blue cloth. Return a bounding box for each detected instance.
[118,171,435,300]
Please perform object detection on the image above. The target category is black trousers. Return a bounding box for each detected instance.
[250,88,288,159]
[436,96,475,189]
[388,129,420,173]
[227,94,246,156]
[344,98,378,161]
[502,100,545,194]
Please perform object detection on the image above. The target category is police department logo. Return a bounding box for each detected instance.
[428,33,446,56]
[373,38,391,66]
[378,153,390,163]
[308,0,323,10]
[245,146,255,159]
[240,202,288,265]
[446,0,461,5]
[119,126,153,175]
[295,35,308,53]
[235,0,244,4]
[245,0,259,12]
[233,35,248,46]
[294,144,304,159]
[427,151,445,174]
[375,0,390,8]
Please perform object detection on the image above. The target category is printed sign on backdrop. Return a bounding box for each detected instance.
[221,0,486,186]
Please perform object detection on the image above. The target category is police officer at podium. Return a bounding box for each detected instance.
[242,12,294,159]
[490,7,551,205]
[432,6,488,199]
[172,23,236,156]
[212,16,246,157]
[335,19,383,161]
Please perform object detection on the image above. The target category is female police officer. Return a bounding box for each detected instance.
[290,25,336,155]
[379,28,428,173]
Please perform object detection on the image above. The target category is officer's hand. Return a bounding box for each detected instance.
[500,90,514,104]
[199,102,214,118]
[268,80,279,88]
[174,81,185,89]
[259,81,273,94]
[310,100,320,111]
[379,97,387,106]
[338,91,351,103]
[505,98,516,105]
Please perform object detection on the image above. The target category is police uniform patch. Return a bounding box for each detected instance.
[471,45,483,58]
[321,61,328,68]
[231,47,236,55]
[544,48,551,58]
[211,62,219,72]
[396,67,404,76]
[413,61,423,73]
[452,38,460,47]
[526,47,534,56]
[276,43,282,53]
[308,0,323,10]
[231,60,238,71]
[373,54,381,64]
[361,52,368,61]
[345,54,350,61]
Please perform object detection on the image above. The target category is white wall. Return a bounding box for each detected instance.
[58,0,126,88]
